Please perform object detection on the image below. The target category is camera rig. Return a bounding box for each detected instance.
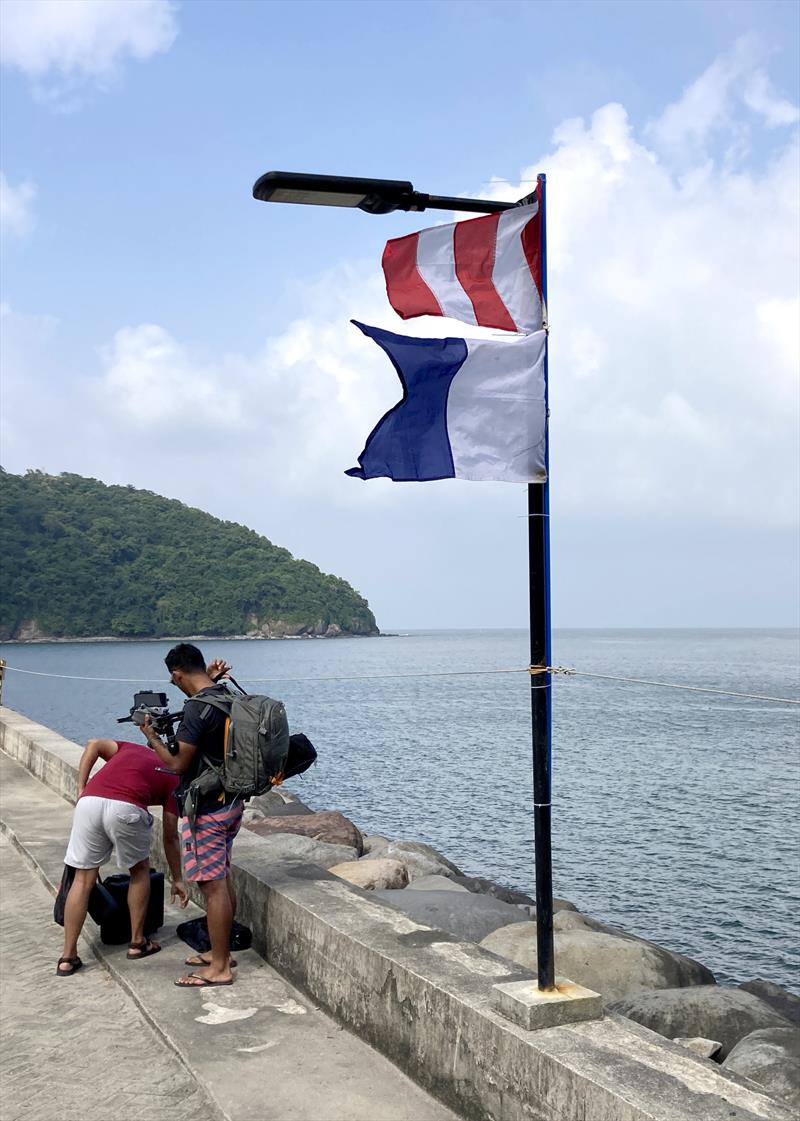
[118,691,184,755]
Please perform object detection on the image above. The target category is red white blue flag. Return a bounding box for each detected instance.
[346,322,546,483]
[381,198,542,334]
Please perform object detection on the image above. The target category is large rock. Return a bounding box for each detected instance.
[246,832,358,870]
[723,1027,800,1111]
[408,875,470,893]
[374,888,529,943]
[246,810,363,854]
[362,834,391,855]
[608,987,794,1058]
[247,789,314,817]
[329,859,409,891]
[451,874,536,907]
[481,923,714,1003]
[673,1037,722,1059]
[739,980,800,1026]
[362,841,463,882]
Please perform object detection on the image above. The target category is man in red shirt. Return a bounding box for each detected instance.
[56,738,189,976]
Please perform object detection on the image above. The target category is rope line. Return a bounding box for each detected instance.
[1,662,798,704]
[550,666,800,705]
[0,664,527,685]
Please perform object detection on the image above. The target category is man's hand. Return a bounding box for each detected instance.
[170,878,190,908]
[207,658,231,683]
[141,715,160,744]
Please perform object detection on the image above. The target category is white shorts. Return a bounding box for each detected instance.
[64,796,153,870]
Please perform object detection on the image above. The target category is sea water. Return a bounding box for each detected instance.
[1,628,797,989]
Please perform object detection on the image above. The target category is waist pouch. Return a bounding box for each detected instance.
[182,764,224,826]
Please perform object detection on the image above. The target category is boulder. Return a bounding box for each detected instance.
[374,889,529,943]
[246,810,363,854]
[362,841,463,882]
[451,874,536,907]
[608,986,794,1058]
[247,789,314,817]
[481,924,714,1002]
[722,1027,800,1111]
[407,875,470,893]
[362,834,391,855]
[245,832,358,870]
[673,1037,722,1059]
[738,980,800,1026]
[329,859,409,891]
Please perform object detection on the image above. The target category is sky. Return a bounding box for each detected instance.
[1,0,798,630]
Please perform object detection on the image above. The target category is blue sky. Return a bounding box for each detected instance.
[1,0,798,628]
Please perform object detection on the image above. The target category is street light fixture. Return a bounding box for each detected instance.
[252,168,555,993]
[252,170,517,215]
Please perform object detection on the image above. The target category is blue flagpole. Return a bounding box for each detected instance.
[527,172,555,991]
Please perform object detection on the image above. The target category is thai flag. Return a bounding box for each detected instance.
[381,198,542,334]
[346,321,546,483]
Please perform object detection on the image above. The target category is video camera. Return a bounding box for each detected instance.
[118,691,184,755]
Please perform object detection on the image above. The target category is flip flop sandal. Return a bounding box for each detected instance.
[127,939,161,960]
[174,972,235,987]
[184,955,237,968]
[56,956,83,977]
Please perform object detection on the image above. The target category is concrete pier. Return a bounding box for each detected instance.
[0,705,793,1121]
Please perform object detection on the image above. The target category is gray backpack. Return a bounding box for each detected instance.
[182,690,290,824]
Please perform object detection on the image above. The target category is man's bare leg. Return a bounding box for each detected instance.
[59,868,98,973]
[185,873,237,968]
[175,879,233,984]
[126,858,160,955]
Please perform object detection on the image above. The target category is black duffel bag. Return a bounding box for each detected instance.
[53,864,114,927]
[100,871,164,945]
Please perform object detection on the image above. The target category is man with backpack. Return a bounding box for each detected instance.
[142,643,243,987]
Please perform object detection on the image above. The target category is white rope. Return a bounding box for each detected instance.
[552,666,800,706]
[1,664,528,685]
[2,661,798,704]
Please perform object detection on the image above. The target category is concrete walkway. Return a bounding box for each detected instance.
[0,752,460,1121]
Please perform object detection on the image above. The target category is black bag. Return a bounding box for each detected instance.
[98,871,165,945]
[285,733,317,779]
[176,915,252,953]
[53,865,116,927]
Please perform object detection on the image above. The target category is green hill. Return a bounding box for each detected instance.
[0,470,379,641]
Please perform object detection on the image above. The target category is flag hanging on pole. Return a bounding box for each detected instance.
[345,321,546,483]
[381,198,543,334]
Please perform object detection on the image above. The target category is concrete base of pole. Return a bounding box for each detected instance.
[492,976,603,1030]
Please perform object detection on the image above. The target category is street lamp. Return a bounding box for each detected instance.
[252,170,517,215]
[253,169,555,993]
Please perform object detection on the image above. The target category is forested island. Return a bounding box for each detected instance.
[0,470,379,641]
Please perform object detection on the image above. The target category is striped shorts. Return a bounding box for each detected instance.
[181,802,243,882]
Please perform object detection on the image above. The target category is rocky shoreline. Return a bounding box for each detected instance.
[2,630,385,645]
[243,786,800,1113]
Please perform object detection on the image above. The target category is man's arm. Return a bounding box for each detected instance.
[162,810,189,908]
[77,738,118,796]
[141,716,197,775]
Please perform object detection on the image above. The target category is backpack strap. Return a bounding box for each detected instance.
[185,692,233,719]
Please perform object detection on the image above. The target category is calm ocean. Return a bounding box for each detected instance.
[1,628,798,990]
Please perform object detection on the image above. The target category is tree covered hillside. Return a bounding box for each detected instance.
[0,470,379,641]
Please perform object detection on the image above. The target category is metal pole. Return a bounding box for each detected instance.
[528,173,555,991]
[0,659,6,707]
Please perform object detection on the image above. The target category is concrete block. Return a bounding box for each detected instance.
[493,976,603,1030]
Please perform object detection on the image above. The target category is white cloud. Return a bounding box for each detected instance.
[0,0,177,95]
[649,37,799,158]
[0,172,36,236]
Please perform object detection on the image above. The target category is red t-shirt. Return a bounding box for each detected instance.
[82,741,180,816]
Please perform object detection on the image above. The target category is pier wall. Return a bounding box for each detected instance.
[0,705,790,1121]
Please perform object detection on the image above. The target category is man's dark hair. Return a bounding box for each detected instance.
[165,643,206,674]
